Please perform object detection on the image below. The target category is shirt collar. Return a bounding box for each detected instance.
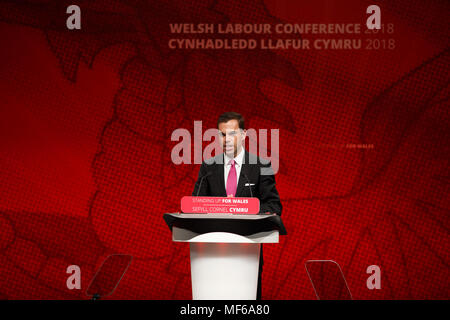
[224,148,245,167]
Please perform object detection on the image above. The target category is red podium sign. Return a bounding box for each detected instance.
[181,196,260,214]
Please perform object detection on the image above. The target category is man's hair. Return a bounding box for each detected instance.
[217,112,245,130]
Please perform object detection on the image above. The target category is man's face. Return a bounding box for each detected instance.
[218,119,246,157]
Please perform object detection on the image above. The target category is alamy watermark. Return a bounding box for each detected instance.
[171,121,279,175]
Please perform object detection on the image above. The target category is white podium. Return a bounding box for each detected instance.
[163,213,286,300]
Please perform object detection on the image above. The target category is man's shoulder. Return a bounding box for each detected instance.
[203,153,223,166]
[245,151,271,167]
[245,152,275,176]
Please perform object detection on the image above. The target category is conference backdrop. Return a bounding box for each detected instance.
[0,0,448,299]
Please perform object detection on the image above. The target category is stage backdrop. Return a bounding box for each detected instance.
[0,0,448,299]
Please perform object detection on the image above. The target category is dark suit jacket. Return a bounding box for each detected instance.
[192,150,282,215]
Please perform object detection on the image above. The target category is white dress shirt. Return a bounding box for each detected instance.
[224,148,245,190]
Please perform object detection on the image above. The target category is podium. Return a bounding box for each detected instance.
[163,213,287,300]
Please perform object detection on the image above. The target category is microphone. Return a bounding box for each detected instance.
[243,173,253,197]
[196,172,211,197]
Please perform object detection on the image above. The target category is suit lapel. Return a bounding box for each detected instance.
[215,154,227,196]
[235,151,249,197]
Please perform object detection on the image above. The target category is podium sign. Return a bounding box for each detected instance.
[181,196,260,214]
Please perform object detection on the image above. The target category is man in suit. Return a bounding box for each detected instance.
[192,111,282,300]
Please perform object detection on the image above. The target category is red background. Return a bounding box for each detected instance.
[0,0,448,299]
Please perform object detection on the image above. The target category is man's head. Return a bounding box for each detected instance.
[217,112,247,158]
